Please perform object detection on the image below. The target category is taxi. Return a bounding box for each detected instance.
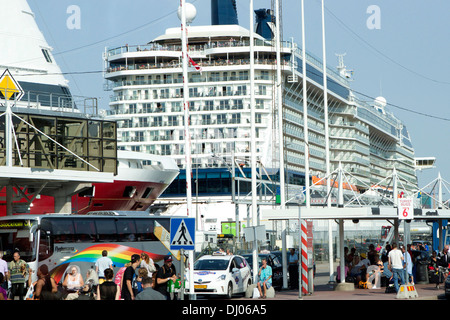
[186,252,252,298]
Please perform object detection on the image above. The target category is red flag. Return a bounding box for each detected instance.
[187,54,202,73]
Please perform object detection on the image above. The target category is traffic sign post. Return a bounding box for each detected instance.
[170,217,196,250]
[170,217,195,300]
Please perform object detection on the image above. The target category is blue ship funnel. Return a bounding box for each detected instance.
[255,9,275,40]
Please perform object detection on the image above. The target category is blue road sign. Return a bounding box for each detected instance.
[170,217,196,250]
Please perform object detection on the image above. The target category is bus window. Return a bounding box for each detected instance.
[156,218,170,233]
[39,229,52,261]
[116,219,137,242]
[74,219,96,242]
[0,220,36,263]
[50,218,75,243]
[95,219,117,242]
[135,219,156,241]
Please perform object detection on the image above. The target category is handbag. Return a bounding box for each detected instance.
[25,285,34,300]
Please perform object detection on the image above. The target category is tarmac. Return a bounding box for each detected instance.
[238,261,448,301]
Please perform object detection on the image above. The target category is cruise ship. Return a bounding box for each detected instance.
[104,1,418,233]
[0,0,179,216]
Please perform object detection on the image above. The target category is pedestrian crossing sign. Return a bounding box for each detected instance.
[170,217,196,250]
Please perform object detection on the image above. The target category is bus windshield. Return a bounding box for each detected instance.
[0,219,37,263]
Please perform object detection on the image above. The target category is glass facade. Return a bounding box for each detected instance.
[162,168,309,197]
[0,113,117,174]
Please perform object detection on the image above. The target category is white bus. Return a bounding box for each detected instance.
[0,212,182,285]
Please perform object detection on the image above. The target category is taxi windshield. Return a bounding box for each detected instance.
[0,220,37,263]
[194,258,230,271]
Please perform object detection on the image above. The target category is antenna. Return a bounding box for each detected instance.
[336,53,354,80]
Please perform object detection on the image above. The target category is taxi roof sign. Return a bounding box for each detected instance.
[0,69,24,102]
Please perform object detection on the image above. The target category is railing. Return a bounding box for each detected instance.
[4,90,99,116]
[106,58,289,74]
[106,39,292,58]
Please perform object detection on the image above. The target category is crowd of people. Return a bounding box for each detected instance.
[336,242,450,293]
[0,249,179,300]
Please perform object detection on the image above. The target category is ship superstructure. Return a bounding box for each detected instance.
[0,0,179,216]
[104,5,417,210]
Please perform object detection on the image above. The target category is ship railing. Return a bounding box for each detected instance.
[4,89,99,116]
[106,58,289,74]
[106,39,292,58]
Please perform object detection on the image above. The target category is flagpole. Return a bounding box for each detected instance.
[180,0,195,300]
[320,0,334,284]
[249,0,259,283]
[275,0,288,290]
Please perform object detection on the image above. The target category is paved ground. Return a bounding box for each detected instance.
[238,262,448,301]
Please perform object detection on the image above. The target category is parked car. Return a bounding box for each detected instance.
[241,252,285,290]
[185,253,252,298]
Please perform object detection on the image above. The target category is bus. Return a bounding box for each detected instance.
[0,212,183,285]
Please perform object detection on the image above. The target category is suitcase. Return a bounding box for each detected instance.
[429,269,444,284]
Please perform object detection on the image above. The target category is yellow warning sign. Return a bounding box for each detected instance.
[0,69,24,102]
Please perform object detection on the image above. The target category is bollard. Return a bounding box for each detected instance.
[396,284,418,299]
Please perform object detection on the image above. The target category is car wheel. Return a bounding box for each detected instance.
[226,282,233,299]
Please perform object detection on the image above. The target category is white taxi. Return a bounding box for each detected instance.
[186,253,252,298]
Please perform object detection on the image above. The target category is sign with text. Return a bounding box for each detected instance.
[398,198,414,220]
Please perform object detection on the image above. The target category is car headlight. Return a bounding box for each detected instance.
[217,274,226,281]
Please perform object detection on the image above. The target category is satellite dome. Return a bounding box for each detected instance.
[374,96,387,108]
[177,2,197,24]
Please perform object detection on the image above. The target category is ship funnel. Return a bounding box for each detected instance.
[211,0,238,25]
[255,9,276,40]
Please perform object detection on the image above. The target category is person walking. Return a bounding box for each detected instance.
[135,276,165,300]
[388,243,405,293]
[401,245,414,285]
[115,262,130,300]
[121,254,141,300]
[8,251,28,300]
[95,250,113,284]
[96,268,120,300]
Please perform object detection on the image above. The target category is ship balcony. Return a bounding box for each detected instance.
[106,40,292,61]
[110,74,273,89]
[105,58,290,77]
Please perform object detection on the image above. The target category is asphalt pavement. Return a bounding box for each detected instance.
[237,262,448,301]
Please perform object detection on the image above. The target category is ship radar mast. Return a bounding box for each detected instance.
[336,53,354,80]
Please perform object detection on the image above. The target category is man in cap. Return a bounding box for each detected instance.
[154,255,178,300]
[121,254,141,300]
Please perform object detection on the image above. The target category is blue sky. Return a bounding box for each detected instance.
[28,0,450,191]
